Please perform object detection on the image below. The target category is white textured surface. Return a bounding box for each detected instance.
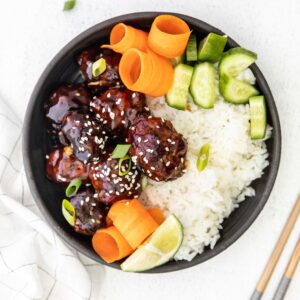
[0,0,299,299]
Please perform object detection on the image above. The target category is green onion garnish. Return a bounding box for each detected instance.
[197,143,210,172]
[65,178,82,197]
[63,0,76,11]
[62,199,75,226]
[111,144,131,159]
[118,155,132,176]
[141,176,148,190]
[92,58,106,78]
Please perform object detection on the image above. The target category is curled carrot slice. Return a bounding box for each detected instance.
[102,23,148,54]
[119,48,154,92]
[145,50,174,97]
[148,15,191,58]
[92,226,133,263]
[147,207,165,225]
[108,199,158,249]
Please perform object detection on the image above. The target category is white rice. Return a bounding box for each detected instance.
[142,69,271,261]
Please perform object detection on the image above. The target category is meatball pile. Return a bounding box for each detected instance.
[45,46,187,235]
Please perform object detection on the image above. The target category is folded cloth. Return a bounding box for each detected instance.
[0,96,92,300]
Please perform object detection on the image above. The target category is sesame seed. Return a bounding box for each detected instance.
[45,155,49,159]
[80,200,84,206]
[121,120,126,124]
[137,137,141,143]
[148,116,152,119]
[85,197,90,203]
[150,166,155,170]
[165,147,169,151]
[144,107,150,111]
[155,177,159,181]
[107,93,111,98]
[144,139,148,142]
[156,140,160,144]
[166,161,171,167]
[121,111,124,116]
[132,93,136,98]
[139,151,143,156]
[91,219,95,223]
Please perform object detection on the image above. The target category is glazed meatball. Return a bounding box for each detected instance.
[60,112,109,163]
[45,84,91,128]
[89,155,142,204]
[70,191,108,235]
[90,88,148,139]
[127,115,187,181]
[78,47,122,91]
[46,148,89,183]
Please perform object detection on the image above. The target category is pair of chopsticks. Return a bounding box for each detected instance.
[251,195,300,300]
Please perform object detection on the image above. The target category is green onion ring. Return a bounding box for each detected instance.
[118,155,132,176]
[197,143,210,172]
[65,178,82,197]
[111,144,131,159]
[62,199,75,226]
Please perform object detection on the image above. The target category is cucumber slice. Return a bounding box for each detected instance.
[186,34,197,62]
[249,96,267,139]
[219,47,257,77]
[171,55,184,66]
[198,33,227,63]
[166,64,193,110]
[219,74,259,104]
[190,62,216,109]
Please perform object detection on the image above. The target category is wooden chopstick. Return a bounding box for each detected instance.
[250,195,300,300]
[272,237,300,300]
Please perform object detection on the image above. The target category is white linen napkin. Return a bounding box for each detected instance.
[0,96,92,300]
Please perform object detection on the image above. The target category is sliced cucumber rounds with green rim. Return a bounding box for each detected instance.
[249,96,267,139]
[186,34,197,62]
[190,62,216,108]
[198,33,227,63]
[166,64,193,110]
[219,47,257,77]
[219,74,259,104]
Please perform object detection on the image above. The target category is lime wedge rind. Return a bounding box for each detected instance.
[121,214,183,272]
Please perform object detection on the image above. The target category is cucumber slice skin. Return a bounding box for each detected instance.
[249,96,267,139]
[166,64,194,110]
[186,34,198,62]
[190,62,216,109]
[219,47,257,77]
[219,74,259,104]
[198,33,227,63]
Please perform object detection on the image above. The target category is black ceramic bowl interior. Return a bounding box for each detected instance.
[23,12,281,273]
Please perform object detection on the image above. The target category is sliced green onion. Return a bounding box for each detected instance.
[92,58,106,78]
[118,155,132,176]
[65,178,82,197]
[141,176,148,190]
[62,199,75,226]
[111,144,131,159]
[197,143,210,172]
[63,0,76,11]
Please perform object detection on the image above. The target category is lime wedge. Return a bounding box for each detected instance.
[121,214,183,272]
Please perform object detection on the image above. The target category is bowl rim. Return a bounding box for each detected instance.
[23,11,281,273]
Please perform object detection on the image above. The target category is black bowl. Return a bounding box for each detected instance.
[23,12,281,273]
